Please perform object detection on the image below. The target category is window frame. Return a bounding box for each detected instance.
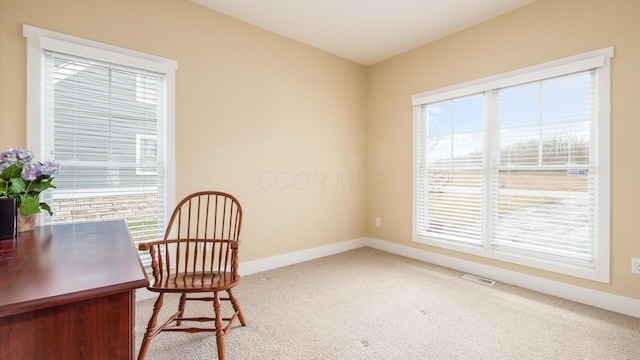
[23,25,177,260]
[136,134,159,176]
[412,47,613,283]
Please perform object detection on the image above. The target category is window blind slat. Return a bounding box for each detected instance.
[416,94,484,244]
[42,49,167,264]
[490,70,596,264]
[413,47,611,282]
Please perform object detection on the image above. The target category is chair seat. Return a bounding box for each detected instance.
[148,272,241,293]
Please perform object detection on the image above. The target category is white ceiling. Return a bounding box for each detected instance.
[192,0,535,66]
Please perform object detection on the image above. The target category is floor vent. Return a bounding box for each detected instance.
[462,274,496,286]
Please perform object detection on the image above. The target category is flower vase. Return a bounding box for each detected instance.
[0,198,18,239]
[17,213,37,233]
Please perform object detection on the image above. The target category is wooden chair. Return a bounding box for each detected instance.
[137,191,247,360]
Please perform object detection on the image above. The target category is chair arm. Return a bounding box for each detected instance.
[138,238,236,251]
[138,239,171,251]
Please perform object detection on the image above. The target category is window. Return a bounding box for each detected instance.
[136,134,158,175]
[24,25,177,264]
[413,48,612,282]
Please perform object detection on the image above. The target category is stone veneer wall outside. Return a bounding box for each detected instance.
[51,193,160,241]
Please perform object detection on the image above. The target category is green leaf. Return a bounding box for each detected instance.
[33,179,55,193]
[1,164,22,181]
[9,177,26,195]
[40,202,53,216]
[19,197,41,216]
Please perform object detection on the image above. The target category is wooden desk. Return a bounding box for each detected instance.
[0,220,149,360]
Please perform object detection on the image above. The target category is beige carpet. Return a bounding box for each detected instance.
[135,247,640,359]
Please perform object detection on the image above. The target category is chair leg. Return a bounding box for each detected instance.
[227,289,246,326]
[138,293,165,360]
[213,291,225,360]
[176,293,187,326]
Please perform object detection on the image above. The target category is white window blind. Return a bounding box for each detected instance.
[412,48,612,282]
[24,25,177,266]
[416,94,484,245]
[41,50,166,259]
[490,71,596,265]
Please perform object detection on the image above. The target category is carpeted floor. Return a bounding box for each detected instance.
[135,247,640,359]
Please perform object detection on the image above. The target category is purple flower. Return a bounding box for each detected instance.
[0,147,60,217]
[21,162,41,181]
[19,161,61,181]
[43,161,61,176]
[0,147,34,164]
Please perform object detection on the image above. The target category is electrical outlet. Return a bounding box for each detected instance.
[632,258,640,275]
[375,218,381,227]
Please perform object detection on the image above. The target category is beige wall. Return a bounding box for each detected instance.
[2,0,639,301]
[0,0,368,261]
[366,0,640,299]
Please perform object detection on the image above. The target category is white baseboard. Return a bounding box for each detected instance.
[136,237,367,302]
[136,236,640,319]
[238,237,368,276]
[366,237,640,318]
